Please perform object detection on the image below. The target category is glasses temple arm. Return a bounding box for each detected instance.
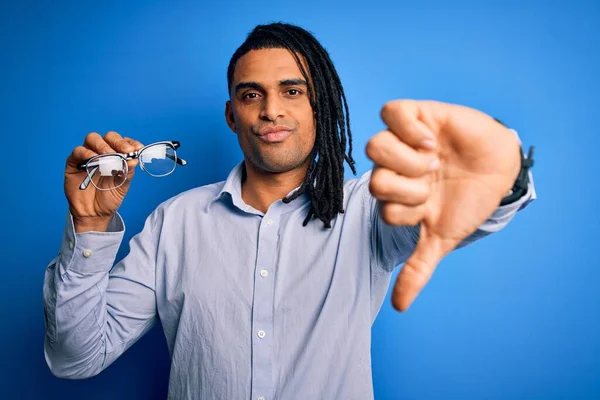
[79,166,97,190]
[166,152,187,166]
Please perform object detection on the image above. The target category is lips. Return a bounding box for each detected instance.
[257,125,293,143]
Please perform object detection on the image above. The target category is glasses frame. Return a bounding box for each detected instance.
[77,140,187,191]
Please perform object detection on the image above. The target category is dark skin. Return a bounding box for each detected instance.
[225,48,316,213]
[64,47,521,311]
[224,48,522,311]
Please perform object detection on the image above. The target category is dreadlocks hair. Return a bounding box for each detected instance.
[227,22,357,229]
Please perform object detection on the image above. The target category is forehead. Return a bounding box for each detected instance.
[232,48,309,84]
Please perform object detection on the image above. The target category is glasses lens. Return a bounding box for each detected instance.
[87,155,127,191]
[139,144,177,177]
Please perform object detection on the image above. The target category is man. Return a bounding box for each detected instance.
[43,22,536,399]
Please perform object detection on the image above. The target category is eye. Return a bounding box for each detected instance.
[286,89,302,97]
[242,92,260,100]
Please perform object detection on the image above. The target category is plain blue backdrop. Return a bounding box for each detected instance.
[2,0,598,399]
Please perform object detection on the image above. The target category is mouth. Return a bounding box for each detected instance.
[257,126,293,143]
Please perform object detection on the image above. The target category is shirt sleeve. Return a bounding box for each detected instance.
[43,210,159,379]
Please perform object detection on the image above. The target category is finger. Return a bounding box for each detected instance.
[370,167,431,206]
[380,100,439,150]
[391,230,456,312]
[377,201,427,227]
[83,132,115,155]
[120,137,146,170]
[103,132,138,172]
[104,131,134,153]
[366,130,439,177]
[66,146,98,169]
[122,137,144,152]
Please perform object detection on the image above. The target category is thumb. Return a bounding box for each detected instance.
[391,227,456,312]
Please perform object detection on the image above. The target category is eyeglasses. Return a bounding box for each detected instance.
[77,140,187,191]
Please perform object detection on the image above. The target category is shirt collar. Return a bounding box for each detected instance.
[205,161,310,214]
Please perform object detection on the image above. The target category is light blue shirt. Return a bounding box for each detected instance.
[43,160,535,399]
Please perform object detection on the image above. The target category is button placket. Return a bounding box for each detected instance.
[250,213,278,400]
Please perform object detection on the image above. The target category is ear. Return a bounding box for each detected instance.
[225,101,237,133]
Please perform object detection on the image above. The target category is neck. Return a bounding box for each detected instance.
[241,159,309,213]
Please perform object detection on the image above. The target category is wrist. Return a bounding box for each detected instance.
[72,215,114,233]
[493,118,535,206]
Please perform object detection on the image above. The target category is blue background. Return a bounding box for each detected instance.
[2,0,598,399]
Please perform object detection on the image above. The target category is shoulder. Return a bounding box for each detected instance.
[338,168,375,218]
[148,180,226,225]
[343,169,373,197]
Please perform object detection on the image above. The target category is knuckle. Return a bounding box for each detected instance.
[380,202,422,226]
[115,138,130,150]
[104,131,120,139]
[368,178,378,195]
[381,100,408,120]
[369,175,388,197]
[380,204,401,225]
[380,101,399,118]
[73,145,86,156]
[95,141,109,151]
[365,138,382,161]
[124,136,143,150]
[68,146,91,167]
[84,132,99,143]
[73,146,89,160]
[98,143,114,154]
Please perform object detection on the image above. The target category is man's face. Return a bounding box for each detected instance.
[225,48,316,174]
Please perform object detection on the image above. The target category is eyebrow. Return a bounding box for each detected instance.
[279,78,308,87]
[234,78,308,94]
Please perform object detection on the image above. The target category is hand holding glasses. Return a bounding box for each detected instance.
[77,140,187,191]
[64,131,187,233]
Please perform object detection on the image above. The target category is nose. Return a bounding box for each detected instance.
[260,94,285,122]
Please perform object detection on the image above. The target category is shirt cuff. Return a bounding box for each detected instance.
[479,170,537,233]
[58,211,126,276]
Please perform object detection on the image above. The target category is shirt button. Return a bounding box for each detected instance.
[260,269,268,278]
[257,330,266,338]
[257,397,265,400]
[265,218,273,225]
[82,249,92,258]
[69,241,74,250]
